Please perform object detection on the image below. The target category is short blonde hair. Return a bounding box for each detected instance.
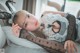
[12,10,29,25]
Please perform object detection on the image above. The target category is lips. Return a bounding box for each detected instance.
[35,21,38,26]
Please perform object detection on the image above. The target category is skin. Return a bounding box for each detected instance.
[12,10,77,53]
[64,40,77,53]
[16,10,40,31]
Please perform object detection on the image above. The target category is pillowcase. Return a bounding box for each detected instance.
[2,26,43,49]
[0,25,6,48]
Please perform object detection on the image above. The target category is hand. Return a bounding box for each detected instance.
[12,23,22,37]
[64,40,77,53]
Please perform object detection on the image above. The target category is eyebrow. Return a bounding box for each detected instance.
[26,14,30,17]
[21,13,30,28]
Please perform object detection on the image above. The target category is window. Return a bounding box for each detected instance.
[41,0,64,14]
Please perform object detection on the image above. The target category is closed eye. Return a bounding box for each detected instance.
[27,14,30,18]
[24,23,27,27]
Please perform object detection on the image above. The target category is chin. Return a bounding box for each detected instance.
[29,29,36,31]
[31,28,39,32]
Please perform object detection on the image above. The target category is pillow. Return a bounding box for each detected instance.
[0,25,6,48]
[2,26,43,49]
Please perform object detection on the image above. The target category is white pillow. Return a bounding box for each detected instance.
[2,26,43,49]
[0,25,6,48]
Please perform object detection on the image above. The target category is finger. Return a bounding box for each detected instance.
[17,26,22,30]
[15,24,18,26]
[70,42,75,53]
[12,23,14,26]
[12,24,20,29]
[12,26,19,30]
[67,42,71,53]
[12,24,18,28]
[64,41,68,50]
[12,28,20,36]
[12,26,19,32]
[12,23,18,26]
[13,26,21,32]
[73,43,77,52]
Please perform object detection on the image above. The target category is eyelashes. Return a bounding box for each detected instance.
[25,23,27,27]
[26,14,30,18]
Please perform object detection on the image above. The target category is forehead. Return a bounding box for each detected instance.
[17,16,25,27]
[16,10,35,27]
[17,12,27,27]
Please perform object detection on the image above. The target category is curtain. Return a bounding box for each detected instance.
[23,0,36,15]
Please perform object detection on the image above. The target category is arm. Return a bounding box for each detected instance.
[64,14,77,53]
[20,30,65,53]
[2,24,43,49]
[42,11,66,17]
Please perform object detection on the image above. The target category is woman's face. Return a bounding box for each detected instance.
[18,12,40,31]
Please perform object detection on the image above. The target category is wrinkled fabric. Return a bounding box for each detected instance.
[0,25,6,48]
[2,26,48,53]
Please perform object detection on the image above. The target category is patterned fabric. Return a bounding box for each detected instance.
[2,26,48,53]
[41,13,69,42]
